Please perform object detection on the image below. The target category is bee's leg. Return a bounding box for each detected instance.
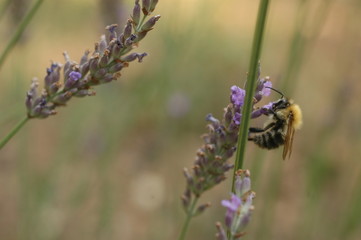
[248,127,266,141]
[249,127,267,133]
[249,122,275,133]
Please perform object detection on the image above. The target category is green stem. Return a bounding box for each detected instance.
[136,14,147,32]
[178,197,199,240]
[0,116,29,150]
[0,0,44,71]
[231,0,270,191]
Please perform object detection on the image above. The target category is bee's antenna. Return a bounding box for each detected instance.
[265,87,284,98]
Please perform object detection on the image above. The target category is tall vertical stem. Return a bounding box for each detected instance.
[231,0,270,192]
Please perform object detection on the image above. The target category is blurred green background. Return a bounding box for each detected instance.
[1,0,361,239]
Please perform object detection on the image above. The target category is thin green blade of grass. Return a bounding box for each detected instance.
[232,0,270,188]
[0,0,44,70]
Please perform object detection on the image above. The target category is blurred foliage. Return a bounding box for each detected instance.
[0,0,361,239]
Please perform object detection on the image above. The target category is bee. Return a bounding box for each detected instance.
[248,87,303,160]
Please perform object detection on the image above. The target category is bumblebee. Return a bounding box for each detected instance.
[248,87,303,160]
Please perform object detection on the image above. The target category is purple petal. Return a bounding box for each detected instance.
[221,194,242,212]
[225,210,233,228]
[261,81,272,96]
[69,71,82,81]
[230,193,242,207]
[233,112,242,125]
[262,101,274,110]
[221,199,235,210]
[230,85,246,108]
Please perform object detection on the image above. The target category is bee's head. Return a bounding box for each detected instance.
[265,87,293,110]
[272,98,293,111]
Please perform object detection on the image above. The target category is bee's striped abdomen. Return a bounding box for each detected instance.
[253,131,284,149]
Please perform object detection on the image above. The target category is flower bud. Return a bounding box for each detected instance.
[224,104,233,127]
[48,82,61,95]
[194,202,211,216]
[74,89,96,97]
[44,63,61,92]
[118,33,124,44]
[110,41,123,58]
[79,62,90,76]
[183,168,193,186]
[124,34,137,47]
[149,0,159,13]
[205,114,220,125]
[64,71,82,90]
[80,50,90,66]
[31,104,42,117]
[38,108,56,118]
[121,52,147,62]
[134,31,147,43]
[123,19,132,40]
[109,62,124,73]
[53,91,73,105]
[99,73,114,84]
[98,35,108,53]
[106,24,118,41]
[215,222,227,240]
[25,92,33,112]
[98,51,109,68]
[141,15,161,32]
[142,0,150,15]
[63,52,76,79]
[89,56,99,73]
[93,68,107,79]
[132,0,141,26]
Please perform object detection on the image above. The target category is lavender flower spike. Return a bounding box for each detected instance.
[25,0,160,119]
[217,170,255,240]
[181,89,246,220]
[181,73,272,216]
[180,71,272,240]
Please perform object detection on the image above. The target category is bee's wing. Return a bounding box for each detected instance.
[282,114,296,160]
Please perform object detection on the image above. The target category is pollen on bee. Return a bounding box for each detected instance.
[291,104,303,130]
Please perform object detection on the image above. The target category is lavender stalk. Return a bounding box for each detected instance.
[0,0,160,150]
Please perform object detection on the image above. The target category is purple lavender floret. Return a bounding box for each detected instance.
[221,193,242,228]
[250,101,274,119]
[25,0,160,119]
[64,71,82,90]
[254,76,272,103]
[216,170,255,240]
[221,193,242,212]
[230,77,274,125]
[230,85,246,109]
[233,112,242,125]
[261,80,272,96]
